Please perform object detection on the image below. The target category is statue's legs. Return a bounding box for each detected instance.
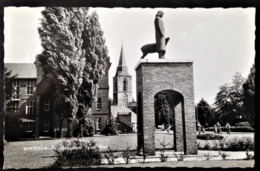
[159,51,166,59]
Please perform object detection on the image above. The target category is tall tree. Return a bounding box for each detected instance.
[77,11,109,136]
[37,7,109,137]
[78,11,109,115]
[4,67,19,140]
[196,98,212,127]
[38,7,86,137]
[214,72,246,125]
[4,67,17,112]
[243,64,255,127]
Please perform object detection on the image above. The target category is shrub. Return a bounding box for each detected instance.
[245,149,254,160]
[212,140,219,150]
[82,117,95,137]
[224,136,254,151]
[73,117,95,137]
[160,153,168,162]
[174,153,185,161]
[204,153,213,160]
[197,142,200,148]
[53,139,102,167]
[219,151,230,160]
[203,140,211,150]
[197,133,224,140]
[199,136,254,151]
[5,114,20,141]
[219,139,225,149]
[101,120,119,136]
[103,147,118,165]
[205,126,254,132]
[158,137,170,162]
[198,140,216,150]
[122,144,135,164]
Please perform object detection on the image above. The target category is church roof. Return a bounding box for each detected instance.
[111,105,137,123]
[118,45,126,67]
[115,44,130,76]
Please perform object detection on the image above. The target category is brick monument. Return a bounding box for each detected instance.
[135,58,198,155]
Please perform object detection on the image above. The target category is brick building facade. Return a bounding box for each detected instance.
[5,58,111,139]
[5,63,37,139]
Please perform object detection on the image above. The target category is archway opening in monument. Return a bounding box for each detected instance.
[154,89,184,151]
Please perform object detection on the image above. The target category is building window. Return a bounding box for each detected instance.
[25,123,33,132]
[44,99,50,111]
[26,81,34,95]
[11,101,19,112]
[123,78,127,91]
[12,81,20,100]
[26,101,34,115]
[96,117,101,131]
[96,98,101,111]
[43,120,49,132]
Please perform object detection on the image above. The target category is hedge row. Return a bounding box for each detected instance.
[205,126,254,132]
[198,136,254,151]
[197,133,224,140]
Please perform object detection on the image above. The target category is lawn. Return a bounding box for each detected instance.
[3,131,254,169]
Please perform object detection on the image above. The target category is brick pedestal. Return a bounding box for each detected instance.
[135,59,197,155]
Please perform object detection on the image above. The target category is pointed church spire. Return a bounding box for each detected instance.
[118,44,126,67]
[115,42,129,76]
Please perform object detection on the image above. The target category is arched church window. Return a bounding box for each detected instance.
[123,78,128,92]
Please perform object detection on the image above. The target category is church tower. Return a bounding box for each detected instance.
[113,44,132,106]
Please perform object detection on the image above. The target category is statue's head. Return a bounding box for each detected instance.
[156,10,164,17]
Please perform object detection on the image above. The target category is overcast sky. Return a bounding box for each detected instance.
[4,7,255,105]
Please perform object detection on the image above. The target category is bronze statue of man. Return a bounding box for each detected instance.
[154,10,166,59]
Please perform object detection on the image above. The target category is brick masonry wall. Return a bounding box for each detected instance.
[136,62,197,155]
[136,66,144,153]
[89,114,109,133]
[92,88,109,114]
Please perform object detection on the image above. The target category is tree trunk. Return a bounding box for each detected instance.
[79,123,83,138]
[59,117,63,138]
[78,103,90,137]
[67,118,73,138]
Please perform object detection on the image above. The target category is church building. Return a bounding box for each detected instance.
[111,45,137,132]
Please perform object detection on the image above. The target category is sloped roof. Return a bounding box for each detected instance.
[114,44,130,76]
[5,63,36,79]
[118,45,126,67]
[111,105,137,123]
